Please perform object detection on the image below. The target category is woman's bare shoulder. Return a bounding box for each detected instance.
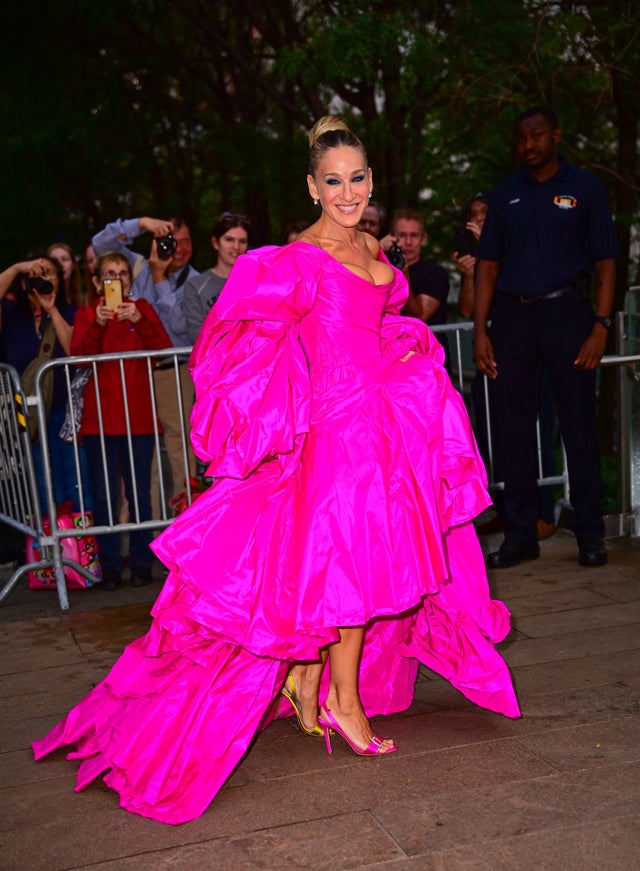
[362,232,381,258]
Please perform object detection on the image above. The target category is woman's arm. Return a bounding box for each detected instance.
[39,293,73,355]
[0,260,48,301]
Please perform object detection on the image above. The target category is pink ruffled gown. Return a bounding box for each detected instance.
[33,241,520,824]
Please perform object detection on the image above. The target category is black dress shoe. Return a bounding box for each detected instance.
[130,565,152,587]
[487,540,540,569]
[578,539,607,567]
[101,568,122,590]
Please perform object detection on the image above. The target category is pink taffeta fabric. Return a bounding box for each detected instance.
[33,241,521,824]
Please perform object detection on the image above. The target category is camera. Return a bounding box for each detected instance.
[156,234,177,260]
[24,276,54,295]
[387,241,406,270]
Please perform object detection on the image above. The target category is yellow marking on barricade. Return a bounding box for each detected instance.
[14,392,27,431]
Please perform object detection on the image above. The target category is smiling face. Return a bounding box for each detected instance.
[515,114,561,179]
[307,145,372,230]
[167,222,193,273]
[212,225,249,271]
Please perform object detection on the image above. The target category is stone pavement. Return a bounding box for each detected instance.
[0,529,639,870]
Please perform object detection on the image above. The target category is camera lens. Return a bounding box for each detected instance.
[156,234,177,260]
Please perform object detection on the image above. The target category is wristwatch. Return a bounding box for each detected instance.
[594,315,612,329]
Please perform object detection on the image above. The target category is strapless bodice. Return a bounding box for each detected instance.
[298,251,392,394]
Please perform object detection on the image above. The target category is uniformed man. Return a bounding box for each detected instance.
[474,106,619,568]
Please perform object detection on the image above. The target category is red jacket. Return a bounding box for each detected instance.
[71,298,171,436]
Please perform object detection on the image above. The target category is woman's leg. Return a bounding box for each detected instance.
[289,656,327,732]
[288,628,395,751]
[82,436,122,574]
[323,626,394,752]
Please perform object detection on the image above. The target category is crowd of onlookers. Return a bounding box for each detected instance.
[0,199,503,587]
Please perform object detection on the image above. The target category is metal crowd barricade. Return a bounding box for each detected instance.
[1,313,638,612]
[0,364,50,596]
[0,348,194,611]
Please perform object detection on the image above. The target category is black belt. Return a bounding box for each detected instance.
[501,285,576,303]
[156,359,187,371]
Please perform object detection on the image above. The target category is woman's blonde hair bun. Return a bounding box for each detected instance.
[308,115,351,148]
[307,115,367,175]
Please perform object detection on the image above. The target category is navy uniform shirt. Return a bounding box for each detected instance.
[476,157,619,298]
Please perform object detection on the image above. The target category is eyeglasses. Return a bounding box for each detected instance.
[221,211,250,223]
[101,270,130,281]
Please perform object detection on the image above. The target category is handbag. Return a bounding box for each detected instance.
[19,318,57,442]
[59,368,92,443]
[26,501,102,589]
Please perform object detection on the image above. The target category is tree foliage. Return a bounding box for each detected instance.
[2,0,638,301]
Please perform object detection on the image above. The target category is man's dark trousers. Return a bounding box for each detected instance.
[489,292,604,547]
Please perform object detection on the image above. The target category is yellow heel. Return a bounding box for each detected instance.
[281,672,323,737]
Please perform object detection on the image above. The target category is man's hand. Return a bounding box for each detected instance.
[139,217,174,238]
[474,330,498,379]
[454,252,476,277]
[574,325,607,370]
[379,233,396,252]
[148,238,173,283]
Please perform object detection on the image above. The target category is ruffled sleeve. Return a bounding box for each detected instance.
[189,245,319,480]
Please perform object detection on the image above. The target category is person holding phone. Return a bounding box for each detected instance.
[71,253,171,589]
[454,191,489,319]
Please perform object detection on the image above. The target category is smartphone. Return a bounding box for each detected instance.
[454,226,477,257]
[103,279,123,310]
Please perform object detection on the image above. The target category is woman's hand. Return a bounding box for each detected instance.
[117,299,142,324]
[17,258,51,278]
[95,298,115,327]
[36,288,58,314]
[400,349,417,362]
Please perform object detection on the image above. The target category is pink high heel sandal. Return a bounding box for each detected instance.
[318,706,397,756]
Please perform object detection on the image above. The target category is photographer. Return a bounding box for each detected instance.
[92,215,199,512]
[0,256,79,506]
[381,209,450,370]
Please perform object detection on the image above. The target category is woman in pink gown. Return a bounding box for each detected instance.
[33,116,520,825]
